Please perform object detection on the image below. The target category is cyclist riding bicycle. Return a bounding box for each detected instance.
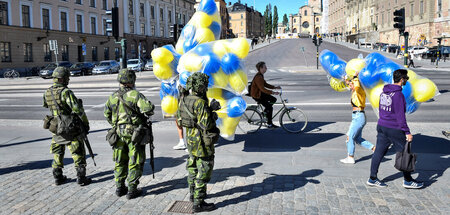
[250,61,281,128]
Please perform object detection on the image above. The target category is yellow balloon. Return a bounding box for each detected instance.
[221,117,240,136]
[180,53,203,72]
[195,28,215,44]
[329,77,348,92]
[230,38,250,59]
[368,84,384,108]
[161,96,178,114]
[407,70,418,81]
[211,13,221,24]
[213,41,230,58]
[151,48,174,64]
[192,12,212,28]
[217,109,228,119]
[412,78,437,102]
[345,58,366,77]
[229,70,248,92]
[175,39,185,55]
[206,88,223,99]
[153,63,173,80]
[212,69,229,88]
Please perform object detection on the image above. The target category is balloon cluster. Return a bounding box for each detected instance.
[151,0,250,140]
[320,50,439,114]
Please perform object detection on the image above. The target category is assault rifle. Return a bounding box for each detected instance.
[80,123,97,166]
[147,119,155,179]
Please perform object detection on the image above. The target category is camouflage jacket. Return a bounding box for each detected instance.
[179,96,216,158]
[43,83,89,125]
[104,86,155,133]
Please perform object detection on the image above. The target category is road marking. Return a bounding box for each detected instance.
[0,99,9,102]
[85,103,107,113]
[248,69,257,74]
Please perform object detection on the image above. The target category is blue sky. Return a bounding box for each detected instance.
[227,0,308,22]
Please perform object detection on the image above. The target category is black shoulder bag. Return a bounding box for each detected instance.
[394,141,417,172]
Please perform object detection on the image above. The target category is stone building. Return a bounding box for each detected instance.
[227,1,264,38]
[289,4,322,36]
[328,0,346,40]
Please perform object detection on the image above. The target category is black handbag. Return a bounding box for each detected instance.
[394,141,416,172]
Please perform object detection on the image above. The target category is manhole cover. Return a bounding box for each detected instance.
[167,201,194,214]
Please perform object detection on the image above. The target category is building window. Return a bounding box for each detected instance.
[140,3,145,17]
[241,14,243,19]
[151,6,155,19]
[381,13,384,25]
[169,10,172,23]
[61,12,67,31]
[90,0,95,7]
[151,25,155,35]
[304,10,307,16]
[104,47,110,60]
[160,26,164,37]
[92,46,98,61]
[114,47,120,61]
[77,14,83,33]
[410,4,414,17]
[316,18,319,22]
[183,14,186,24]
[419,1,424,14]
[0,42,11,62]
[437,0,442,12]
[241,21,243,26]
[129,0,134,15]
[62,45,69,61]
[0,1,8,25]
[44,44,52,62]
[103,19,107,35]
[129,21,134,33]
[140,23,145,35]
[76,0,82,5]
[160,8,164,20]
[43,8,50,30]
[102,0,107,10]
[294,18,296,23]
[23,43,33,62]
[90,17,96,34]
[22,5,30,27]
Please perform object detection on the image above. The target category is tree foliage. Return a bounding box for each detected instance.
[273,6,278,35]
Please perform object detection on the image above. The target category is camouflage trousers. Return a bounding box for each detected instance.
[113,134,146,190]
[50,136,87,170]
[187,155,214,205]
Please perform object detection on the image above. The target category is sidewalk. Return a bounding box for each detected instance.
[323,38,450,71]
[0,120,448,214]
[249,38,281,53]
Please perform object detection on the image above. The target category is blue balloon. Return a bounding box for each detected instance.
[406,100,420,114]
[210,21,221,39]
[161,81,178,96]
[193,43,212,56]
[379,62,402,84]
[216,117,223,127]
[227,96,247,117]
[319,50,337,72]
[183,38,198,53]
[402,81,413,100]
[222,89,236,100]
[159,89,164,100]
[359,65,380,88]
[206,73,214,88]
[221,53,240,74]
[181,25,196,40]
[198,0,217,15]
[179,71,191,87]
[202,53,221,75]
[328,61,346,79]
[365,52,391,68]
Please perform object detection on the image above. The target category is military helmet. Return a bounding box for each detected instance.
[187,72,209,94]
[117,69,136,84]
[52,67,70,79]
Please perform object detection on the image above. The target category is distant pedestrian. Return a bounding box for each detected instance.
[443,131,450,138]
[408,54,415,68]
[367,69,423,189]
[340,75,375,164]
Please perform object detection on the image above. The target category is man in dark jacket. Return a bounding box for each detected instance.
[367,69,423,189]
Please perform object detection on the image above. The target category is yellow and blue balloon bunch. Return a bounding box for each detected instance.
[320,50,439,114]
[175,0,221,55]
[151,45,181,82]
[319,50,349,92]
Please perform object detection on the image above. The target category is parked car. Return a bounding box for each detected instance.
[409,46,429,56]
[92,60,120,75]
[69,62,95,76]
[127,59,144,72]
[144,59,153,71]
[39,61,72,79]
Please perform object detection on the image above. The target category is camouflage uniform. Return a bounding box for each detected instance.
[43,67,90,184]
[177,73,217,206]
[104,69,154,193]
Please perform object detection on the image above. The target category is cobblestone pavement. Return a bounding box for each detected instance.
[0,121,449,215]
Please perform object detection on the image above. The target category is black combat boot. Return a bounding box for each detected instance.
[115,186,128,197]
[76,167,92,186]
[193,201,216,212]
[53,168,67,186]
[190,195,194,202]
[126,188,142,200]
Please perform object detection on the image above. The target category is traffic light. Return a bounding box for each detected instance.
[170,24,178,41]
[393,8,405,34]
[106,7,119,40]
[312,35,317,46]
[177,24,184,40]
[318,35,323,45]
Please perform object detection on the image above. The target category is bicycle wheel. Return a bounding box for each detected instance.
[280,108,308,133]
[239,108,263,134]
[11,70,19,78]
[3,71,11,78]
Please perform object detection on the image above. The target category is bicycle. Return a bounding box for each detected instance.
[3,69,20,79]
[238,89,308,134]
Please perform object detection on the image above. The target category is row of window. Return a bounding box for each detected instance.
[0,41,117,63]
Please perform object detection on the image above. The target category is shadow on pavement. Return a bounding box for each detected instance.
[0,158,74,175]
[211,169,323,208]
[143,154,189,176]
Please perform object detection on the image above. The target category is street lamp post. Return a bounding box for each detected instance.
[357,0,360,49]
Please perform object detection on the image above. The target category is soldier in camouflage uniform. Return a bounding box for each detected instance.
[43,67,92,186]
[177,73,218,212]
[104,69,155,199]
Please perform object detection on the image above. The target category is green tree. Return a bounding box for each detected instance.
[273,6,278,35]
[282,14,288,27]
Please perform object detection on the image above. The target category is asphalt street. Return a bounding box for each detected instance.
[0,39,449,214]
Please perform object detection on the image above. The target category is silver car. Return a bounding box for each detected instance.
[92,60,120,75]
[144,59,153,71]
[127,59,144,72]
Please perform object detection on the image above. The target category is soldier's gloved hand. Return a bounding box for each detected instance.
[210,99,221,111]
[212,112,218,121]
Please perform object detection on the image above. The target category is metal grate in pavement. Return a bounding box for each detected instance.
[167,201,194,214]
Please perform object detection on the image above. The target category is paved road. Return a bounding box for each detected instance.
[0,39,449,214]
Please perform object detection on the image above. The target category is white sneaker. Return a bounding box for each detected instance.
[340,156,355,164]
[173,141,186,150]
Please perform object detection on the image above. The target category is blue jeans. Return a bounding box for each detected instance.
[346,112,374,156]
